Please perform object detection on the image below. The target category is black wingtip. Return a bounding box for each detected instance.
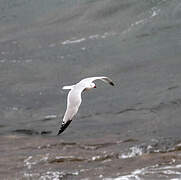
[110,82,114,86]
[57,120,72,135]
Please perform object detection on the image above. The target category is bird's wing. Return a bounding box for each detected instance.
[58,89,82,135]
[57,119,72,135]
[58,76,114,135]
[79,76,114,86]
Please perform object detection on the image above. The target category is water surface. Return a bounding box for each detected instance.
[1,0,181,179]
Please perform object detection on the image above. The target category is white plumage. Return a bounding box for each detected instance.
[57,76,114,135]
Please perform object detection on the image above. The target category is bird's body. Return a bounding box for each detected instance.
[58,76,114,135]
[64,88,82,122]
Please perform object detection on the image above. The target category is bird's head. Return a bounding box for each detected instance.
[84,82,96,91]
[90,82,96,89]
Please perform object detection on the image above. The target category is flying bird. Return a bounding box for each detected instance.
[57,76,114,135]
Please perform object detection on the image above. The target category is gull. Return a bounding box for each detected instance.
[57,76,114,135]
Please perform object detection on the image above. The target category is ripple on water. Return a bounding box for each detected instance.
[113,163,181,180]
[49,156,85,163]
[39,171,79,180]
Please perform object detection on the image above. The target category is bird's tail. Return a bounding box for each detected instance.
[57,120,72,135]
[62,85,74,90]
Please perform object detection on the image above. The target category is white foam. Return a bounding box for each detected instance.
[101,32,117,39]
[24,172,40,178]
[89,34,100,39]
[120,5,161,37]
[39,170,79,180]
[151,7,160,17]
[114,174,141,180]
[40,154,49,161]
[121,18,147,36]
[24,156,37,169]
[44,115,57,119]
[111,163,181,180]
[39,171,62,180]
[62,38,86,45]
[92,155,101,161]
[154,164,181,170]
[24,154,49,170]
[120,146,144,159]
[135,19,145,26]
[61,32,117,46]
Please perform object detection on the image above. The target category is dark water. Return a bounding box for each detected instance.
[1,0,181,179]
